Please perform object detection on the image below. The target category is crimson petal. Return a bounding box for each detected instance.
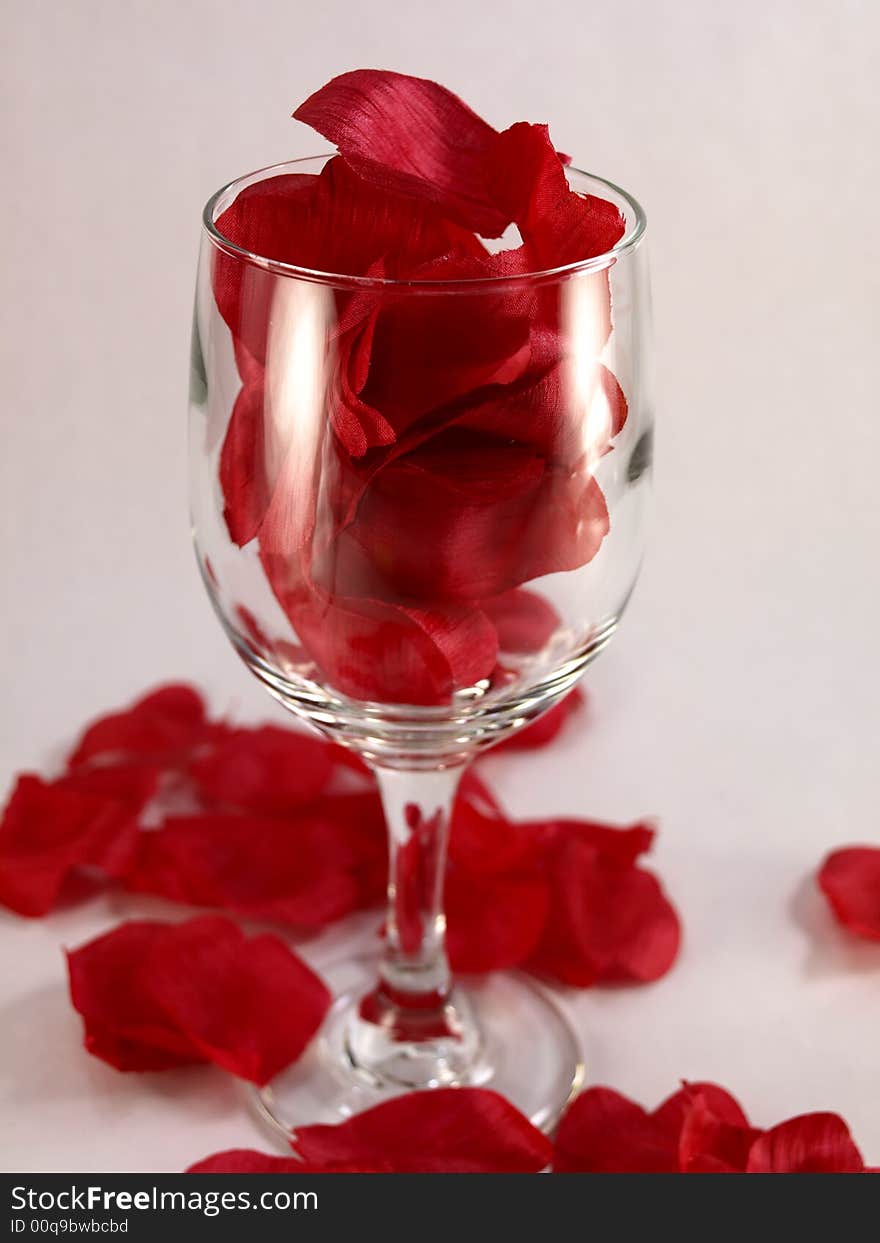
[188,724,335,813]
[67,685,210,769]
[678,1092,761,1173]
[127,794,387,929]
[490,122,626,267]
[292,1088,552,1172]
[446,867,548,973]
[293,70,507,236]
[67,921,204,1071]
[187,1150,392,1174]
[554,1087,679,1173]
[67,917,331,1084]
[277,585,498,706]
[330,430,609,607]
[527,832,680,986]
[145,916,330,1084]
[817,846,880,940]
[746,1113,865,1173]
[0,769,155,918]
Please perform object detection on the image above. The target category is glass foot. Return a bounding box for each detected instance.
[252,955,584,1140]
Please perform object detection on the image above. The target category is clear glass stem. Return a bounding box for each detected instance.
[343,761,485,1088]
[373,763,464,1009]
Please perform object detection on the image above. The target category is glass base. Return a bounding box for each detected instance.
[252,955,584,1140]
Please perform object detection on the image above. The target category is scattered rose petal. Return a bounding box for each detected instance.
[293,1088,552,1172]
[188,1150,393,1173]
[127,793,387,928]
[818,847,880,941]
[0,768,157,917]
[188,724,335,813]
[67,685,211,769]
[527,827,680,986]
[554,1086,680,1173]
[67,917,331,1084]
[554,1083,868,1174]
[746,1113,865,1174]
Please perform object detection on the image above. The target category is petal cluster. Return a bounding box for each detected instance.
[212,71,629,705]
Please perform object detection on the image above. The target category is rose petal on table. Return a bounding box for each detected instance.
[68,917,331,1083]
[189,724,335,813]
[817,846,880,940]
[746,1113,866,1173]
[293,70,508,236]
[555,1081,752,1173]
[448,791,541,877]
[446,866,549,973]
[66,684,211,769]
[527,832,680,986]
[677,1091,761,1173]
[187,1150,393,1173]
[293,1088,552,1172]
[0,768,156,917]
[127,793,387,928]
[554,1087,680,1173]
[67,921,205,1071]
[146,916,331,1084]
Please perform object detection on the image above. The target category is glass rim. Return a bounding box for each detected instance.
[201,154,647,291]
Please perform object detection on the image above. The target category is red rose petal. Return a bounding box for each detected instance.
[127,793,387,929]
[212,160,482,370]
[554,1087,679,1173]
[293,70,508,236]
[0,769,156,918]
[483,588,561,656]
[331,431,609,607]
[527,831,680,986]
[219,375,271,547]
[189,725,335,813]
[146,916,330,1085]
[446,867,548,973]
[67,685,210,769]
[677,1091,761,1173]
[556,1084,867,1174]
[490,122,626,267]
[276,584,499,706]
[652,1080,750,1135]
[746,1113,865,1174]
[67,921,204,1071]
[68,917,331,1084]
[817,846,880,940]
[187,1150,392,1174]
[449,791,539,876]
[350,254,532,439]
[293,1088,552,1172]
[555,1081,751,1174]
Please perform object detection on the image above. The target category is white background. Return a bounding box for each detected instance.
[2,0,880,1171]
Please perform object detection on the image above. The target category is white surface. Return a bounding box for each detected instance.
[2,0,880,1172]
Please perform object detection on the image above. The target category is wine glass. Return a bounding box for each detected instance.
[189,155,651,1134]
